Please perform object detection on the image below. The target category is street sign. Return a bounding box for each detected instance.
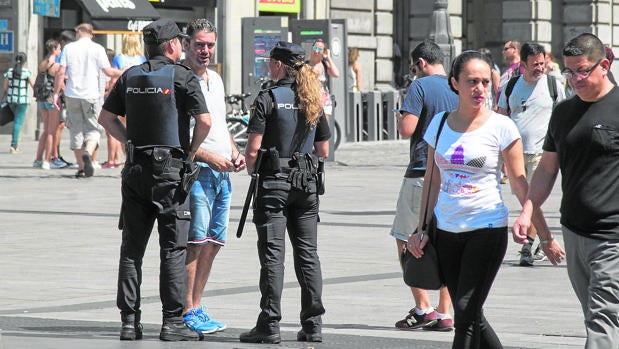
[34,0,61,18]
[0,31,13,53]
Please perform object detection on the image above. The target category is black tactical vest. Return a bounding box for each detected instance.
[125,64,181,148]
[262,86,316,157]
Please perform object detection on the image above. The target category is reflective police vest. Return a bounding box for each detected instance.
[263,86,316,157]
[125,64,181,148]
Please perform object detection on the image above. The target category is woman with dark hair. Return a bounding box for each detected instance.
[4,52,35,153]
[33,40,63,169]
[408,50,539,348]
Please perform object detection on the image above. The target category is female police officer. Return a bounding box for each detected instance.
[239,41,330,344]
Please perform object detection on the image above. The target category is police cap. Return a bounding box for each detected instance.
[269,41,305,68]
[143,19,188,45]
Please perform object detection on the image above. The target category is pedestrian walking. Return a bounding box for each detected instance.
[392,39,457,332]
[53,23,122,178]
[4,52,34,154]
[513,32,619,349]
[497,42,566,266]
[408,50,533,349]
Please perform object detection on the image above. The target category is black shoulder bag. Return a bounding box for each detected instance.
[401,111,449,290]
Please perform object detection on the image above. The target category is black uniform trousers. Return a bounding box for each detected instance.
[252,174,325,334]
[116,154,191,324]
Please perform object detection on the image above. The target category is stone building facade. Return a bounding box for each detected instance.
[2,0,618,137]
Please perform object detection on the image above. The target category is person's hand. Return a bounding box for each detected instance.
[541,239,566,265]
[407,230,428,258]
[512,213,531,245]
[323,48,331,61]
[232,153,246,172]
[206,153,234,172]
[53,93,61,110]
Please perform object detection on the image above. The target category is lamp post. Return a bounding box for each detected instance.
[429,0,455,70]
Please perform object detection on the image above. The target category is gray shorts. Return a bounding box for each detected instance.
[390,177,424,242]
[65,96,102,150]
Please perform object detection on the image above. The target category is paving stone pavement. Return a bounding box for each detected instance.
[0,133,585,348]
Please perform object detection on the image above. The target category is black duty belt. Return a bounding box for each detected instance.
[134,148,185,168]
[278,157,293,168]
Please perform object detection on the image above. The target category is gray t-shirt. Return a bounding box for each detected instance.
[498,75,566,154]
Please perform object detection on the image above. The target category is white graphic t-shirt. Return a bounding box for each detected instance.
[423,111,521,233]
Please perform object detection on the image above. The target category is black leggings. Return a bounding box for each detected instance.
[436,227,507,349]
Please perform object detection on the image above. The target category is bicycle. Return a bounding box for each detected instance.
[225,93,251,151]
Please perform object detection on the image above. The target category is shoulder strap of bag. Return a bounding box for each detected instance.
[504,75,519,114]
[547,74,558,108]
[421,111,449,231]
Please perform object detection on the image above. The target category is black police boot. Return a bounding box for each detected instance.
[159,320,201,341]
[297,329,323,342]
[239,327,281,344]
[120,321,143,340]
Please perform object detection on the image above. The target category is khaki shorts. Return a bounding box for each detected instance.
[65,96,102,150]
[524,153,542,182]
[390,177,424,242]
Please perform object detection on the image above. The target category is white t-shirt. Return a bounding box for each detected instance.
[190,68,232,161]
[60,37,111,99]
[424,111,521,233]
[497,75,566,154]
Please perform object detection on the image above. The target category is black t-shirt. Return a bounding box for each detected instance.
[103,56,208,150]
[247,78,331,143]
[544,86,619,239]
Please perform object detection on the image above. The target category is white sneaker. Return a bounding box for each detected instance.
[41,161,50,170]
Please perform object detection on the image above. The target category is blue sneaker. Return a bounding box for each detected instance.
[196,307,227,332]
[183,309,218,334]
[50,158,68,169]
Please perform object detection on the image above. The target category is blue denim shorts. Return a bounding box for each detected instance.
[188,166,232,245]
[38,101,55,110]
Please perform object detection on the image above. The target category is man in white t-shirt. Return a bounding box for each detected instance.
[53,23,122,178]
[497,42,566,266]
[181,18,247,334]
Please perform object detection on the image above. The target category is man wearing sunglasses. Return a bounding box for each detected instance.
[513,33,619,349]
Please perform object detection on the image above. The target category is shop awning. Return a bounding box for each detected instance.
[77,0,160,32]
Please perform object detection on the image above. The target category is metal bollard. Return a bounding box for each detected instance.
[381,90,400,140]
[365,91,382,141]
[347,91,363,142]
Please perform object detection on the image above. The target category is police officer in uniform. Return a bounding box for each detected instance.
[239,41,330,344]
[98,19,211,342]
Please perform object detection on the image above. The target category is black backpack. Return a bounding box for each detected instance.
[34,67,55,102]
[504,74,558,114]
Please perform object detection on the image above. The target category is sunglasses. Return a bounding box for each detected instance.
[312,45,324,53]
[410,60,420,75]
[503,46,514,51]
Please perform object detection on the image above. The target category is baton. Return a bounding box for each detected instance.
[236,149,265,238]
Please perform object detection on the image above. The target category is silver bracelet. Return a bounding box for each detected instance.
[541,237,554,244]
